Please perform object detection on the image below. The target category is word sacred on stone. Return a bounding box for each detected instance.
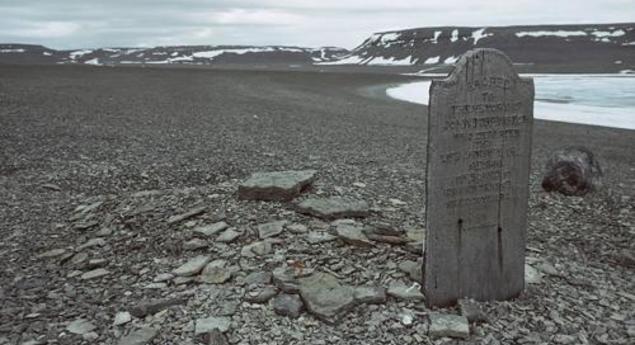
[424,48,534,307]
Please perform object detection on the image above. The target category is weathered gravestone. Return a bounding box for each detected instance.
[424,49,534,307]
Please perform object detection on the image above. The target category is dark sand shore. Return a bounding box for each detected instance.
[1,65,633,344]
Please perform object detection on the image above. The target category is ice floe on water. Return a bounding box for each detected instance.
[386,75,635,130]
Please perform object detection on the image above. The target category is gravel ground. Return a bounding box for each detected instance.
[0,64,634,345]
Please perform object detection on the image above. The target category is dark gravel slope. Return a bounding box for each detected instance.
[0,65,633,344]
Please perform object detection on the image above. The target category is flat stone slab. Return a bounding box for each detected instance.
[353,286,387,304]
[387,281,425,301]
[335,222,373,247]
[298,272,355,323]
[195,316,231,335]
[258,220,287,239]
[172,255,210,276]
[80,268,110,280]
[117,327,158,345]
[241,241,272,257]
[199,259,232,284]
[37,248,67,259]
[296,197,370,220]
[238,170,317,201]
[193,221,229,237]
[428,313,470,339]
[66,319,96,335]
[130,298,187,318]
[113,311,132,326]
[216,228,241,243]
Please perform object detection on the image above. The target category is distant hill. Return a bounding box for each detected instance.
[2,23,634,72]
[0,44,349,65]
[319,23,635,72]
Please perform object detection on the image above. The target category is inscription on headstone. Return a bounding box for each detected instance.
[424,49,534,307]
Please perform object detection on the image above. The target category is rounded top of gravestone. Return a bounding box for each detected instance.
[432,48,533,93]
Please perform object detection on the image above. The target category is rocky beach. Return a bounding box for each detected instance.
[1,64,634,344]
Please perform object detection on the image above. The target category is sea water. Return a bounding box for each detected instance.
[386,74,635,130]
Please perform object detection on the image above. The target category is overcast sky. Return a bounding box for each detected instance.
[1,0,633,49]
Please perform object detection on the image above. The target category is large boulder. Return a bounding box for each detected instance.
[238,170,317,201]
[541,147,602,196]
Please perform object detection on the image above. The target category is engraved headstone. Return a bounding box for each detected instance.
[424,49,534,307]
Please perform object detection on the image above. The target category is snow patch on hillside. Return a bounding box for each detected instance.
[70,50,93,59]
[516,30,587,38]
[424,56,440,64]
[471,28,492,44]
[367,56,413,65]
[0,48,26,53]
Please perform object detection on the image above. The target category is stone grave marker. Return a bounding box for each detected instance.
[424,48,534,307]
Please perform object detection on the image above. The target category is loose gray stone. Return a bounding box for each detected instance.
[66,319,96,335]
[387,281,425,301]
[85,258,108,269]
[458,299,488,323]
[173,276,195,285]
[298,272,355,323]
[167,206,206,224]
[335,222,373,247]
[354,286,387,304]
[67,252,89,268]
[424,49,533,307]
[193,222,229,237]
[153,273,174,283]
[273,294,304,318]
[194,316,231,335]
[116,327,158,345]
[77,238,106,251]
[183,238,208,251]
[428,313,470,339]
[80,268,110,280]
[244,271,272,286]
[238,170,317,201]
[37,248,67,259]
[287,223,308,234]
[216,228,241,243]
[537,261,559,276]
[258,220,286,239]
[305,232,337,244]
[203,329,229,345]
[244,286,278,303]
[130,297,187,318]
[398,260,423,284]
[241,241,272,257]
[272,267,300,293]
[218,300,240,316]
[525,264,542,284]
[296,197,370,220]
[173,255,210,276]
[82,332,99,341]
[199,260,232,284]
[95,227,113,237]
[113,311,132,326]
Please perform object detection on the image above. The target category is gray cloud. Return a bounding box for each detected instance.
[0,0,632,49]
